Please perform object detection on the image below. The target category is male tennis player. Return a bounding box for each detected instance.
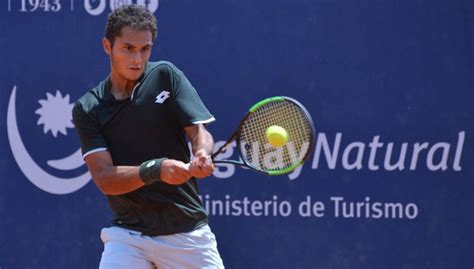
[72,5,224,268]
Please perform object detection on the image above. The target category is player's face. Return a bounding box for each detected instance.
[104,26,153,82]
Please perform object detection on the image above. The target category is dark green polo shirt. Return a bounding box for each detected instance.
[72,61,215,236]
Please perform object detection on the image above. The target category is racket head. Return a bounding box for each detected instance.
[235,96,315,175]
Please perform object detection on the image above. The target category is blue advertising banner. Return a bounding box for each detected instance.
[0,0,473,268]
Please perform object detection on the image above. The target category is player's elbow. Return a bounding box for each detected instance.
[91,174,113,195]
[93,178,126,195]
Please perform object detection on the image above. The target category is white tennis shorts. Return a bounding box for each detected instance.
[98,224,224,269]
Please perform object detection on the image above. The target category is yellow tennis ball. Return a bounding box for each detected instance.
[265,125,288,147]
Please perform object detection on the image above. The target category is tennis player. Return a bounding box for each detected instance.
[72,4,224,268]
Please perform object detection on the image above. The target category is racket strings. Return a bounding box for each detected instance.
[239,100,313,172]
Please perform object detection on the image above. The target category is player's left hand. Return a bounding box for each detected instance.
[188,149,214,179]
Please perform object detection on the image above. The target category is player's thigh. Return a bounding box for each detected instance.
[152,225,224,269]
[99,227,155,269]
[99,240,154,269]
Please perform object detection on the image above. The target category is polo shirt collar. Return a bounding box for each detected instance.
[102,70,146,103]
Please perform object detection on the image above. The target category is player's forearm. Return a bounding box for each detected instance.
[93,165,145,195]
[187,127,215,178]
[92,159,192,194]
[190,126,214,157]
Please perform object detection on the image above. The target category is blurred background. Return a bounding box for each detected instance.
[0,0,473,268]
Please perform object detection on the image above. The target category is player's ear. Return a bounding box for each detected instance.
[103,37,112,56]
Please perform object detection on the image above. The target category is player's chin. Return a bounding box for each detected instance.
[126,69,144,80]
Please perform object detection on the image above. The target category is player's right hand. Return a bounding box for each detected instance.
[188,153,214,179]
[160,159,191,185]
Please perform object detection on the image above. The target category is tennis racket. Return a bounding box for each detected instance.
[205,96,315,175]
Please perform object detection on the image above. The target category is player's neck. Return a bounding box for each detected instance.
[109,72,137,100]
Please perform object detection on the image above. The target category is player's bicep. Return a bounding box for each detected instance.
[72,102,108,158]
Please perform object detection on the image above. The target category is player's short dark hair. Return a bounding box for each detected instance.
[105,4,157,45]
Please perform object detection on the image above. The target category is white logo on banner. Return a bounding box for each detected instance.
[211,132,465,180]
[35,90,75,137]
[84,0,106,15]
[85,0,159,16]
[7,86,91,195]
